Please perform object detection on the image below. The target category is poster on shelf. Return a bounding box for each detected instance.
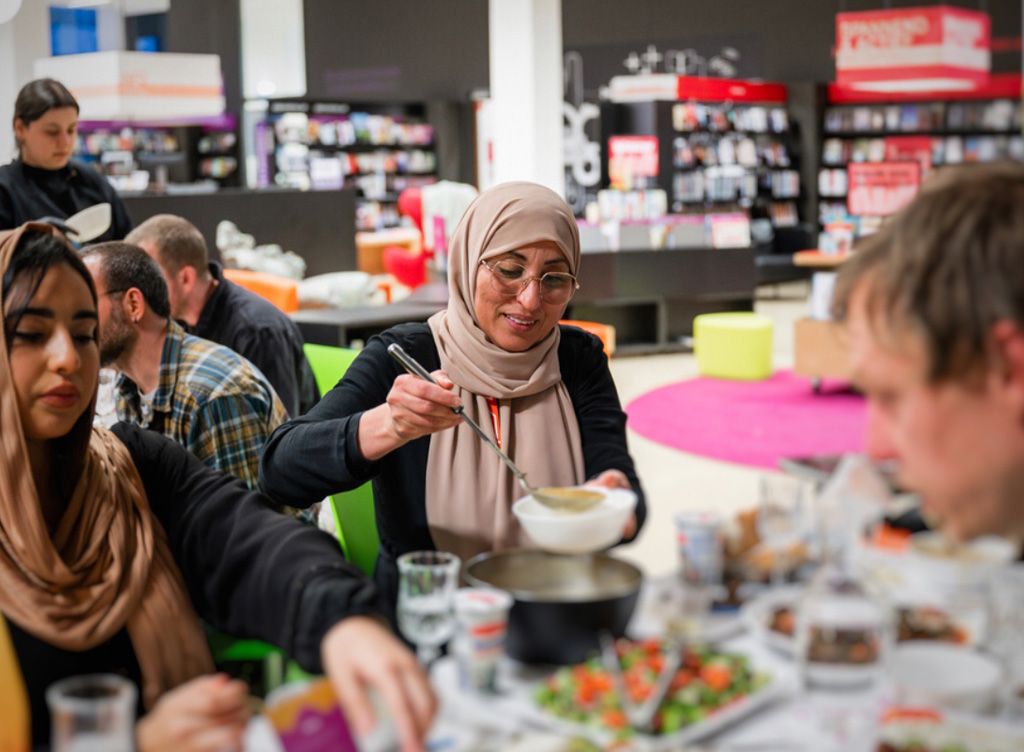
[884,136,933,176]
[847,162,920,217]
[708,212,751,249]
[608,135,659,190]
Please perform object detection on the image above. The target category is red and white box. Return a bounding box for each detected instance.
[836,5,990,92]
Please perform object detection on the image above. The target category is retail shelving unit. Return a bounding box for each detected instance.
[600,77,801,229]
[818,73,1023,237]
[251,99,437,231]
[76,115,240,190]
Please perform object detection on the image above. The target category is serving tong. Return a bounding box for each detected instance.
[599,631,684,735]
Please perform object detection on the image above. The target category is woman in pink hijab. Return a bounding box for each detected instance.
[261,182,646,602]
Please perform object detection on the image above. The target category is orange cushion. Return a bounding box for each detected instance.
[560,319,616,357]
[222,268,299,313]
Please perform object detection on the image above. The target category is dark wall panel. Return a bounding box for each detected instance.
[303,0,489,101]
[165,0,242,114]
[123,188,357,277]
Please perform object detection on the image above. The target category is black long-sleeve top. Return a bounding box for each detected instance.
[6,422,381,747]
[259,323,647,604]
[192,262,319,418]
[0,159,132,241]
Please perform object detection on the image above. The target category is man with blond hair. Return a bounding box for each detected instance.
[127,214,317,417]
[832,163,1024,543]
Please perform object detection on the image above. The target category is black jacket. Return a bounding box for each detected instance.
[0,159,132,241]
[6,423,380,746]
[192,261,319,417]
[260,323,647,605]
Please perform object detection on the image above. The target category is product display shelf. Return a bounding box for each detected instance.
[76,114,240,190]
[817,74,1024,237]
[600,82,801,230]
[252,98,438,231]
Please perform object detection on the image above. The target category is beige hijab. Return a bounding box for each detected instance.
[0,223,212,710]
[426,182,585,559]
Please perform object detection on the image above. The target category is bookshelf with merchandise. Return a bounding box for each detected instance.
[75,115,241,192]
[251,99,438,231]
[600,78,802,233]
[818,74,1024,239]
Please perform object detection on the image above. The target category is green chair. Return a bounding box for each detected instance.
[303,343,381,576]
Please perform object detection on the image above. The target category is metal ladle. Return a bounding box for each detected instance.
[386,343,604,513]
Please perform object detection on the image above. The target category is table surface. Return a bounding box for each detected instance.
[243,571,1023,751]
[290,283,448,327]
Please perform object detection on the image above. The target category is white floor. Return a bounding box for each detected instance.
[610,283,810,577]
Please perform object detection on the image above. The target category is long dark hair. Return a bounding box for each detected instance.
[3,229,98,497]
[13,78,79,154]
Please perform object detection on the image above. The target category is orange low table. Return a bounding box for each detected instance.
[222,269,299,313]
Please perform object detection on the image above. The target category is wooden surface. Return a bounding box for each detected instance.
[793,317,851,383]
[355,227,422,275]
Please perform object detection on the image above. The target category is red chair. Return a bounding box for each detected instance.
[397,187,423,234]
[383,244,428,288]
[383,188,431,289]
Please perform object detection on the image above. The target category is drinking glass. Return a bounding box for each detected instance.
[794,565,891,752]
[397,550,461,667]
[988,563,1024,719]
[757,475,806,586]
[47,674,136,752]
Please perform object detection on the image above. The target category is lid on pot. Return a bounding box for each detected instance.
[464,549,643,603]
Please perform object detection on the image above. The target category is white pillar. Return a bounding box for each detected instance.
[0,0,50,162]
[488,0,564,196]
[240,0,306,98]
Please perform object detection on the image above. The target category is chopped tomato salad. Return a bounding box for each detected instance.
[534,639,769,737]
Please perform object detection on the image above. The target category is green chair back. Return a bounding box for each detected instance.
[303,343,381,576]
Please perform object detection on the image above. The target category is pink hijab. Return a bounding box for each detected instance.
[426,182,585,559]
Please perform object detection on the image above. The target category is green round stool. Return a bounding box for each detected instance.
[693,312,774,381]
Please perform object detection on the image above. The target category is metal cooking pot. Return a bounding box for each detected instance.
[465,549,643,665]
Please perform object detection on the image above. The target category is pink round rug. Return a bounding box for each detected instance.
[625,370,866,469]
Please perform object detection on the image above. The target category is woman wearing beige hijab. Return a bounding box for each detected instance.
[261,181,646,603]
[0,224,434,752]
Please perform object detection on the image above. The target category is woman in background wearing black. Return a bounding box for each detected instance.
[0,78,132,240]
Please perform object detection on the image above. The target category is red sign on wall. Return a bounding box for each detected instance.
[884,136,933,176]
[836,6,990,91]
[848,162,921,217]
[608,135,659,189]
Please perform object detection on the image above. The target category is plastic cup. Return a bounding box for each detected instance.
[674,511,724,587]
[46,674,136,752]
[453,587,513,694]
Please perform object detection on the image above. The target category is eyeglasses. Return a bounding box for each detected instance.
[479,259,579,305]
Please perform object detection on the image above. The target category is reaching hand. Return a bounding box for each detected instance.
[587,469,637,538]
[135,674,250,752]
[321,616,437,752]
[385,371,463,442]
[360,370,463,460]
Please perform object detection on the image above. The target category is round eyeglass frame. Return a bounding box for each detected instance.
[478,258,580,304]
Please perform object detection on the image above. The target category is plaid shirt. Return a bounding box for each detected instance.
[116,320,288,489]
